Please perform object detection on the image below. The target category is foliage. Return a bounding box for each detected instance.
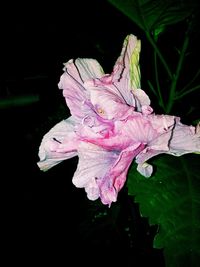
[128,154,200,266]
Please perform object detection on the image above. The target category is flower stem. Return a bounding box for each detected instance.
[145,31,173,81]
[154,50,165,111]
[175,84,200,99]
[166,34,189,113]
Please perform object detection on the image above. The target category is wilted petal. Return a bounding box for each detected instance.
[37,117,78,171]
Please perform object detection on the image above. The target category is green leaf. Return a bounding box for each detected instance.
[127,154,200,267]
[107,0,196,33]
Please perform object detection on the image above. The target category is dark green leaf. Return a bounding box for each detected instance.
[127,154,200,266]
[107,0,196,33]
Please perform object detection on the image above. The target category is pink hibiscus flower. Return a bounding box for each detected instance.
[37,34,200,206]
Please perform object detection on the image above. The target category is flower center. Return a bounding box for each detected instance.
[97,108,105,115]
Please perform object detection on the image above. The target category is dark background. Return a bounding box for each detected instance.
[1,0,199,266]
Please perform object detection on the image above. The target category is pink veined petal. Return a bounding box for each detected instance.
[98,143,145,206]
[135,123,175,175]
[135,119,200,178]
[112,34,140,106]
[58,58,104,120]
[86,82,134,120]
[78,120,131,151]
[79,115,114,139]
[72,142,120,201]
[111,34,151,112]
[72,142,144,206]
[124,115,159,143]
[149,114,176,134]
[63,58,104,83]
[135,114,177,174]
[58,72,91,120]
[168,120,200,156]
[37,117,78,171]
[79,113,158,151]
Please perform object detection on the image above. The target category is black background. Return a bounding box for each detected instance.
[1,0,199,266]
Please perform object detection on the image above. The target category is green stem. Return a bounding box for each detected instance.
[175,84,200,99]
[178,69,200,96]
[145,31,173,80]
[147,80,157,96]
[166,34,189,113]
[154,50,165,111]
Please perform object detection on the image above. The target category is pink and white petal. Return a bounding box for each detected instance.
[124,115,158,144]
[112,34,141,106]
[168,121,200,156]
[72,143,119,200]
[79,115,158,151]
[131,89,151,112]
[135,120,200,177]
[59,58,104,119]
[79,115,114,139]
[135,119,176,172]
[136,148,165,165]
[88,84,134,120]
[149,114,176,133]
[37,118,78,171]
[79,120,133,151]
[137,162,153,178]
[63,58,104,84]
[58,72,93,119]
[84,179,100,201]
[98,143,145,206]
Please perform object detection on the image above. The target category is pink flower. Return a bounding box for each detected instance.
[37,34,200,206]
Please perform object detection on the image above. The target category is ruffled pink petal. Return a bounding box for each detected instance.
[136,118,200,177]
[72,142,120,201]
[58,58,104,119]
[79,113,158,151]
[37,117,78,171]
[79,115,114,139]
[86,81,134,120]
[149,114,175,133]
[169,120,200,155]
[112,34,140,106]
[133,114,176,176]
[131,89,151,112]
[98,143,145,206]
[72,142,144,206]
[63,58,104,83]
[78,120,132,151]
[125,115,159,143]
